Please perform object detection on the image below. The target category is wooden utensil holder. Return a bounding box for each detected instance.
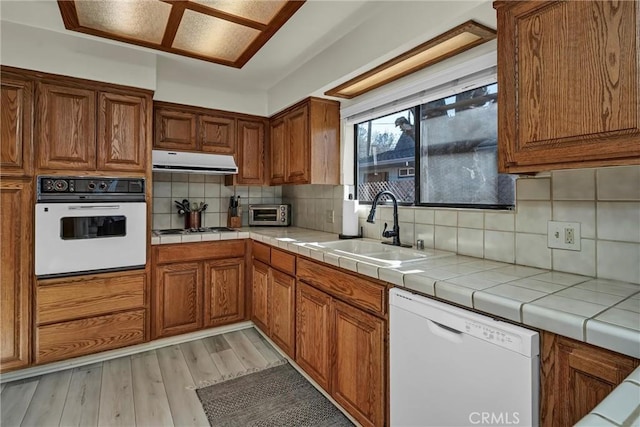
[228,209,241,228]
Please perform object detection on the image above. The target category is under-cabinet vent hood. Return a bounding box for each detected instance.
[152,150,238,175]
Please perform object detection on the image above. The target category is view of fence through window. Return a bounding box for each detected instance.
[356,82,516,208]
[356,109,416,203]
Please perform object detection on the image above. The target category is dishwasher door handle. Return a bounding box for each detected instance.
[426,319,464,343]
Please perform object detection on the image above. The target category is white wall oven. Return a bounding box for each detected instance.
[35,176,147,278]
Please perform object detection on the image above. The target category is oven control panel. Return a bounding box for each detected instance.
[37,177,145,202]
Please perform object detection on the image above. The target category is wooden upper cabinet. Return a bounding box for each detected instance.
[154,108,197,151]
[225,118,266,186]
[269,117,286,185]
[98,92,149,172]
[25,69,152,174]
[285,105,309,183]
[495,0,640,172]
[0,179,32,372]
[199,114,235,154]
[236,119,265,184]
[268,97,340,185]
[153,102,249,159]
[540,331,639,426]
[36,83,96,171]
[1,75,33,177]
[204,258,245,327]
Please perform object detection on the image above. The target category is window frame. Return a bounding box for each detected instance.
[354,78,515,210]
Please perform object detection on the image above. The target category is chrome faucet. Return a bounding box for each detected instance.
[366,190,410,247]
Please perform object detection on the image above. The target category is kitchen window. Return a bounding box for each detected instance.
[355,81,516,209]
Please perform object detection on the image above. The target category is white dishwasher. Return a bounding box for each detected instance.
[390,288,539,427]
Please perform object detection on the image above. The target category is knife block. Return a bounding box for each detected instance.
[228,209,241,228]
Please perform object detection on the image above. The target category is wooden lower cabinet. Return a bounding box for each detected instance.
[295,282,332,390]
[204,258,245,327]
[154,262,203,337]
[36,310,145,365]
[0,179,32,372]
[540,331,640,426]
[34,271,147,365]
[251,260,270,332]
[250,246,297,358]
[269,269,296,357]
[296,280,386,427]
[152,240,247,339]
[332,300,385,427]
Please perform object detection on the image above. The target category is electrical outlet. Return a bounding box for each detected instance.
[325,210,334,224]
[548,221,581,251]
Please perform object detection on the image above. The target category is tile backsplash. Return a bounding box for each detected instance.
[151,166,639,284]
[152,172,282,229]
[279,166,640,284]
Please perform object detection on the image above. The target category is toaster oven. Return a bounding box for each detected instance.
[248,204,291,226]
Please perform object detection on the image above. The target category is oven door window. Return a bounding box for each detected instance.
[253,209,277,222]
[60,216,126,240]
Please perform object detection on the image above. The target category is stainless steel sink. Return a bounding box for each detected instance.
[301,240,453,266]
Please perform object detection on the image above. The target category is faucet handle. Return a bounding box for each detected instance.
[382,222,397,238]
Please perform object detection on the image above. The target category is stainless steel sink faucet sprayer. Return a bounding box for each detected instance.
[366,190,411,248]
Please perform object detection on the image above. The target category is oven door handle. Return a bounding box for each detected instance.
[67,205,121,210]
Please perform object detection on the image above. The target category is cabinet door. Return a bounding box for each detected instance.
[496,0,640,172]
[251,260,270,333]
[204,258,245,327]
[0,179,32,372]
[295,282,331,390]
[153,262,202,338]
[97,92,148,172]
[285,105,309,183]
[236,119,265,185]
[269,117,286,185]
[269,269,295,358]
[36,83,96,170]
[332,299,385,427]
[1,76,33,176]
[541,331,639,426]
[154,108,197,151]
[200,114,235,154]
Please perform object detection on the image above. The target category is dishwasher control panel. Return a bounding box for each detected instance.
[463,319,523,353]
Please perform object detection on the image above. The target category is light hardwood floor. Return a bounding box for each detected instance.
[1,328,284,427]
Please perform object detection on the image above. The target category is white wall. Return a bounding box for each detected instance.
[267,0,495,114]
[154,57,268,116]
[0,21,157,90]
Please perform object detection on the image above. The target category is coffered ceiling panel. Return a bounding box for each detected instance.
[191,0,288,25]
[57,0,305,68]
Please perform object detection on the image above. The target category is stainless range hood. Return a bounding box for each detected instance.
[152,150,238,175]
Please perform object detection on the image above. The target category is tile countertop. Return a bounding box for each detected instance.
[154,226,639,425]
[152,226,640,360]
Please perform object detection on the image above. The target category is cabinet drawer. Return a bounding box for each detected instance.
[36,309,145,364]
[252,241,271,264]
[297,259,386,316]
[155,240,245,264]
[271,248,295,275]
[36,273,145,325]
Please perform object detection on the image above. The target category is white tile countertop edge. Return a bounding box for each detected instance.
[154,226,640,424]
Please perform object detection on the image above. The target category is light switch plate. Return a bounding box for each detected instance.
[548,221,581,251]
